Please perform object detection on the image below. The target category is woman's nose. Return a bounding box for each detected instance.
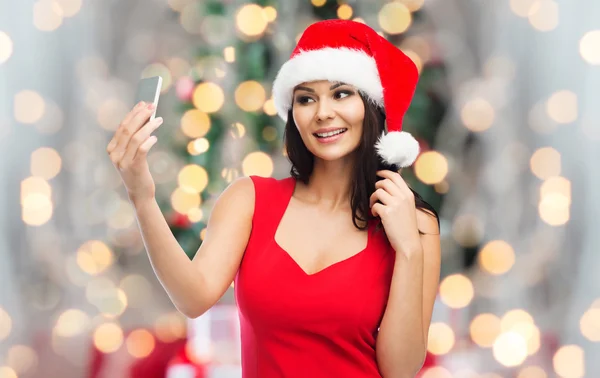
[315,98,335,121]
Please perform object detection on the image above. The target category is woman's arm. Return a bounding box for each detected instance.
[133,176,254,318]
[376,210,441,378]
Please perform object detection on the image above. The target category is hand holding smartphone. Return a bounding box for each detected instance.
[106,76,164,204]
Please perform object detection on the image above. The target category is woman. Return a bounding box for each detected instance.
[107,19,441,378]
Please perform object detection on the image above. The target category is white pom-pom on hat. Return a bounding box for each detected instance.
[375,131,420,168]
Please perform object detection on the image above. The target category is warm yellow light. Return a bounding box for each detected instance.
[235,81,266,112]
[242,152,273,177]
[539,193,570,226]
[33,0,63,31]
[553,345,585,378]
[530,147,561,179]
[493,332,528,367]
[178,164,208,193]
[501,309,535,332]
[510,0,536,17]
[126,329,155,358]
[187,207,203,223]
[528,0,559,32]
[181,109,211,138]
[470,313,501,347]
[263,98,277,116]
[14,90,45,124]
[263,6,277,22]
[414,151,448,185]
[400,0,425,12]
[6,344,38,375]
[54,0,83,17]
[192,138,210,155]
[93,323,124,353]
[224,46,235,63]
[236,4,268,37]
[0,31,13,65]
[337,4,353,20]
[0,308,13,341]
[230,122,246,139]
[546,90,577,124]
[579,30,600,65]
[171,187,201,215]
[54,309,90,337]
[540,176,571,202]
[427,323,455,355]
[76,240,113,276]
[439,274,474,309]
[192,82,224,113]
[461,98,495,131]
[479,240,515,275]
[580,308,600,342]
[30,147,62,180]
[0,367,17,378]
[378,2,411,35]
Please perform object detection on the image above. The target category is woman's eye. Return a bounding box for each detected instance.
[296,96,314,104]
[335,90,353,99]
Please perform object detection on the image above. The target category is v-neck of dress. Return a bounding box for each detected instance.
[272,176,372,277]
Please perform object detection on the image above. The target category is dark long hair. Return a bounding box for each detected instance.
[283,91,439,234]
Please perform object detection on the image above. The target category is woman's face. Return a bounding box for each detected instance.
[292,80,365,163]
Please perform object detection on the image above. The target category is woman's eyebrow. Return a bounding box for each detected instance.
[293,82,347,93]
[294,86,314,93]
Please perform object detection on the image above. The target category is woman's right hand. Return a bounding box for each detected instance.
[106,101,164,205]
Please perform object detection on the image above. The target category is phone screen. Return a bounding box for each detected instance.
[134,76,162,121]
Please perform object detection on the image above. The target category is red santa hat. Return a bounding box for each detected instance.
[272,19,421,168]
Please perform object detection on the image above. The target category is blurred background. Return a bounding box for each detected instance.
[1,0,599,377]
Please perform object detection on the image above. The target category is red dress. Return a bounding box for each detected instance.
[234,176,395,378]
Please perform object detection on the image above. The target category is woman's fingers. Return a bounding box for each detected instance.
[369,187,394,209]
[119,117,163,168]
[123,101,147,125]
[107,101,146,153]
[134,135,158,161]
[108,103,156,163]
[375,178,402,197]
[376,170,412,197]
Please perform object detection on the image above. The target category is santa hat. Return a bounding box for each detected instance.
[272,19,420,168]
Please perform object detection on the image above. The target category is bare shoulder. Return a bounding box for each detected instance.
[416,208,439,235]
[219,176,255,204]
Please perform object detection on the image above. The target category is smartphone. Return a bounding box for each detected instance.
[134,76,163,121]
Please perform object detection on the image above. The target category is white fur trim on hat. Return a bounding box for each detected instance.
[272,47,383,121]
[375,131,420,168]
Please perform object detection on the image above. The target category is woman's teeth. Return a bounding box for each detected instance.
[315,129,347,138]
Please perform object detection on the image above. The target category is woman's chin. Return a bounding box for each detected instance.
[310,147,355,163]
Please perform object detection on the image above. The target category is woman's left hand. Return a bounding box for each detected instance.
[369,170,422,258]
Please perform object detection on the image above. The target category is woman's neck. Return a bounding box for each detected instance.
[296,159,354,213]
